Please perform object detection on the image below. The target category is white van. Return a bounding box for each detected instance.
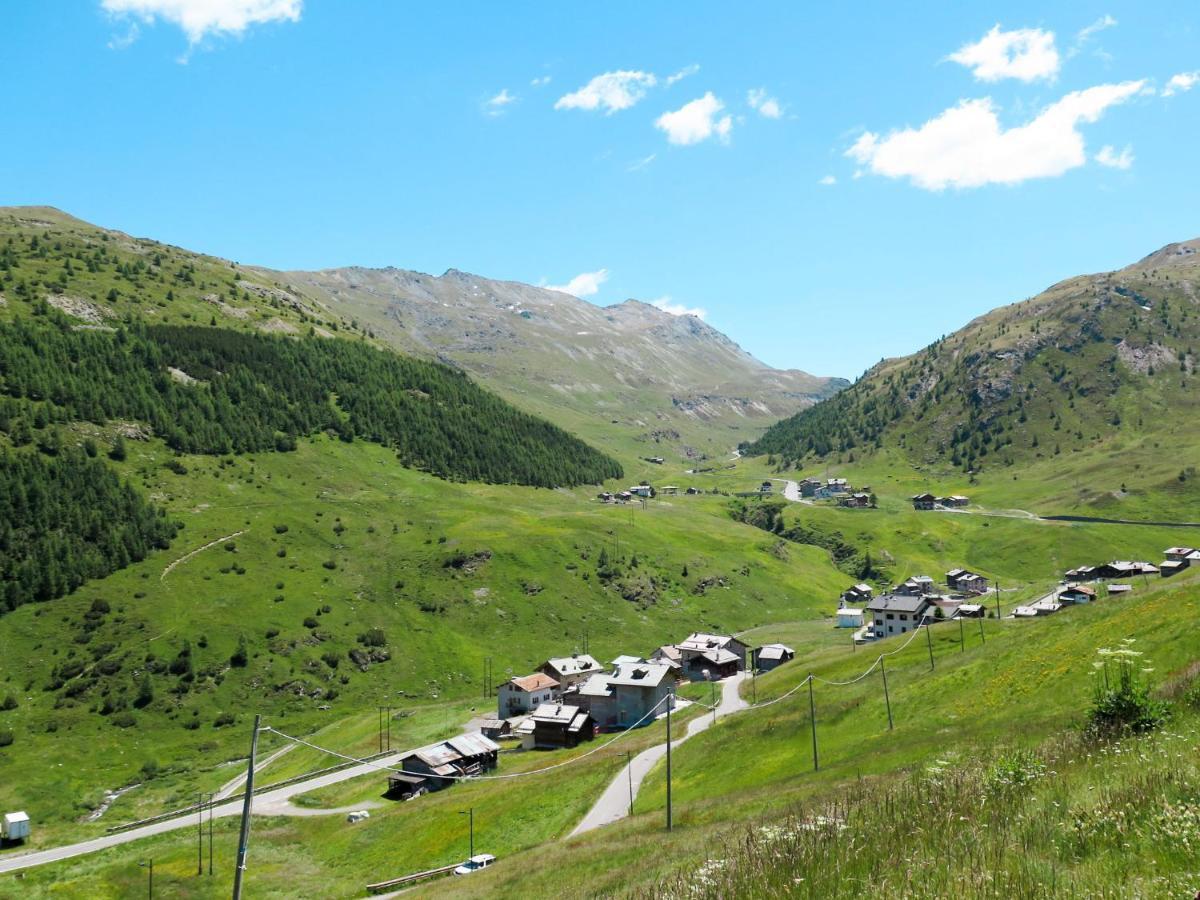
[454,853,496,875]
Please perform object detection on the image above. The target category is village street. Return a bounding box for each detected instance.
[570,672,749,836]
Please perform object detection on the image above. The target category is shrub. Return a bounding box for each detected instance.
[984,748,1047,796]
[357,628,386,647]
[230,636,248,668]
[303,616,319,629]
[111,711,137,728]
[322,559,337,570]
[0,694,17,711]
[214,712,236,728]
[273,524,289,534]
[1088,640,1169,736]
[0,729,13,747]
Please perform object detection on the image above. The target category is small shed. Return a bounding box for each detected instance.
[753,643,796,671]
[836,607,864,628]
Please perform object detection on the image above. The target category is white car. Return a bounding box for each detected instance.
[454,853,496,875]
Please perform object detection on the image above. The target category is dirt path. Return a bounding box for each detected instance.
[160,530,246,580]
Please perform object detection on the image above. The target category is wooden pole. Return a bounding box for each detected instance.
[665,691,673,830]
[232,714,261,900]
[925,620,935,670]
[197,791,203,875]
[978,615,985,643]
[626,750,634,816]
[808,675,819,772]
[995,582,1002,619]
[880,656,893,730]
[207,793,213,876]
[959,616,965,652]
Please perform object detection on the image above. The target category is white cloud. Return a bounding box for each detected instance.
[1163,71,1200,97]
[555,71,657,114]
[655,93,733,146]
[1095,144,1134,169]
[651,295,707,319]
[547,269,609,298]
[101,0,301,44]
[530,75,551,87]
[818,174,837,186]
[483,88,516,116]
[948,25,1060,83]
[627,153,657,172]
[1073,14,1117,50]
[747,88,782,119]
[107,22,140,49]
[665,64,700,86]
[847,80,1145,190]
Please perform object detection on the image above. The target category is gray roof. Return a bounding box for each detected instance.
[609,662,674,688]
[866,594,932,614]
[531,703,582,724]
[757,643,794,660]
[542,654,603,678]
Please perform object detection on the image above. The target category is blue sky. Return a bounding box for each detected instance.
[2,2,1198,378]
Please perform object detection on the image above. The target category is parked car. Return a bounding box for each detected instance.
[454,853,496,875]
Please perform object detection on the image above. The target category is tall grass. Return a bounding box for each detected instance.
[644,707,1200,899]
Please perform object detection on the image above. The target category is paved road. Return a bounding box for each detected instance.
[0,750,407,875]
[570,672,749,836]
[213,743,296,801]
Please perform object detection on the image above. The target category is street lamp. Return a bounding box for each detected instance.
[138,859,153,898]
[458,807,475,859]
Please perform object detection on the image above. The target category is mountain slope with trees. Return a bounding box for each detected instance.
[746,239,1200,510]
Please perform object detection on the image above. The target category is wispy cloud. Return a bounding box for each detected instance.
[655,93,733,146]
[546,269,609,298]
[1095,144,1134,169]
[1162,71,1200,97]
[107,21,140,49]
[101,0,302,45]
[651,295,707,319]
[483,88,517,116]
[530,75,551,87]
[627,153,657,172]
[747,87,782,119]
[847,80,1144,190]
[1070,13,1117,57]
[818,174,837,186]
[555,71,657,114]
[665,63,700,86]
[948,25,1060,83]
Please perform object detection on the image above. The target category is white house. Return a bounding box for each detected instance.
[497,673,560,718]
[866,594,932,637]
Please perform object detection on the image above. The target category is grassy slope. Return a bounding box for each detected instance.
[413,569,1200,898]
[0,432,846,842]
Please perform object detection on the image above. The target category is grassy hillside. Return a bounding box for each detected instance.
[13,562,1200,898]
[747,238,1200,517]
[0,433,847,841]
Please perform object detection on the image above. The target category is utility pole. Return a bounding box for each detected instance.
[959,616,965,652]
[459,808,475,859]
[626,750,634,816]
[232,714,261,900]
[207,793,214,876]
[880,656,893,730]
[978,615,985,643]
[139,859,153,899]
[925,620,935,670]
[710,678,717,723]
[995,582,1002,619]
[807,675,819,772]
[197,792,203,875]
[665,689,673,831]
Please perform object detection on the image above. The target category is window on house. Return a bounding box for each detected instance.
[899,614,907,621]
[886,613,894,620]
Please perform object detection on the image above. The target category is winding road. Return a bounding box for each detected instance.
[0,750,407,875]
[571,672,749,836]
